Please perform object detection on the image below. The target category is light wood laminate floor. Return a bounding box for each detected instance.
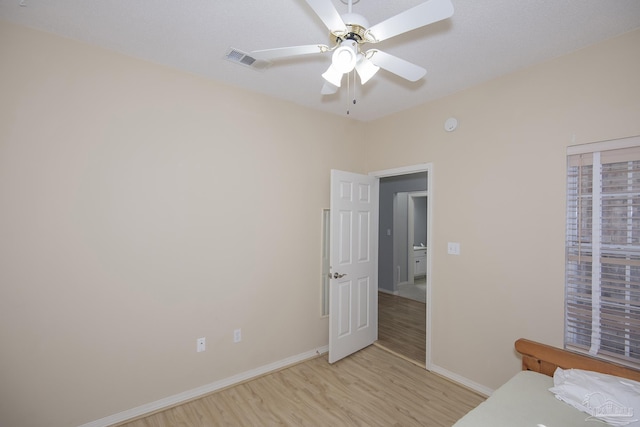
[116,345,484,427]
[377,291,426,365]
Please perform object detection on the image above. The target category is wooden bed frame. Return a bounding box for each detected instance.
[515,338,640,382]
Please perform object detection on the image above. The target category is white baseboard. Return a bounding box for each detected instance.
[79,345,329,427]
[429,364,494,397]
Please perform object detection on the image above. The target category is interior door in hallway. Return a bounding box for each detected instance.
[328,170,379,363]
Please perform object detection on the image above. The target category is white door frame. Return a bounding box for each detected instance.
[370,163,433,370]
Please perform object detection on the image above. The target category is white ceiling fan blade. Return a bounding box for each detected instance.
[251,44,329,61]
[321,81,339,95]
[304,0,347,33]
[367,0,454,42]
[367,50,426,82]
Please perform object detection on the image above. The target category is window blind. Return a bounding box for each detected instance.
[566,144,640,368]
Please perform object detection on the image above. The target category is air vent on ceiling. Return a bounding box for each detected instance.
[224,48,270,70]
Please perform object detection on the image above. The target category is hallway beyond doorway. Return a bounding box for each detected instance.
[377,292,426,365]
[396,276,426,303]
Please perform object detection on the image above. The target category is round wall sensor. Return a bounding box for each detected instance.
[444,117,458,132]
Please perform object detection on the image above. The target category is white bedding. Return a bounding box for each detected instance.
[453,370,601,426]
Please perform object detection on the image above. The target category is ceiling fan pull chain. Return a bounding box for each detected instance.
[353,70,357,105]
[346,70,351,115]
[346,70,357,116]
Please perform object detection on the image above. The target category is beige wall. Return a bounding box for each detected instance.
[0,22,366,427]
[364,29,640,390]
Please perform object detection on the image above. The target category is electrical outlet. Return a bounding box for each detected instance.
[197,337,206,352]
[233,329,242,343]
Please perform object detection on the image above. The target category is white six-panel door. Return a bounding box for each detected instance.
[329,170,378,364]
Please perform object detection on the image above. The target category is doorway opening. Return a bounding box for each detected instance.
[372,165,432,368]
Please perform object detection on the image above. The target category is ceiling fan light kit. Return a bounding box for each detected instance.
[331,40,358,73]
[322,64,345,87]
[321,81,339,95]
[244,0,454,98]
[355,54,379,84]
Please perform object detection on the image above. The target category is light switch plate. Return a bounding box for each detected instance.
[447,242,460,255]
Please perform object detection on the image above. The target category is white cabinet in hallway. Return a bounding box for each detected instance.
[413,248,427,277]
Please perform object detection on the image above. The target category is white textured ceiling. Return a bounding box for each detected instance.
[1,0,640,121]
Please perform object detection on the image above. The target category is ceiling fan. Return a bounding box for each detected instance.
[249,0,454,95]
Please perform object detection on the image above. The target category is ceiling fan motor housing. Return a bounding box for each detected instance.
[333,12,370,44]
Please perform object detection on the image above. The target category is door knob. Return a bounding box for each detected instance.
[332,272,347,279]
